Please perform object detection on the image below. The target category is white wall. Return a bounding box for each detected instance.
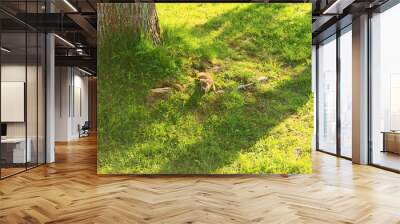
[1,82,25,122]
[1,64,40,137]
[72,72,89,138]
[55,67,89,141]
[1,63,46,164]
[1,65,27,139]
[55,66,70,141]
[1,64,25,81]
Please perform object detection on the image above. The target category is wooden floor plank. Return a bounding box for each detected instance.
[0,135,400,223]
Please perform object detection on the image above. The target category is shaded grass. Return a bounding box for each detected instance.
[98,3,313,174]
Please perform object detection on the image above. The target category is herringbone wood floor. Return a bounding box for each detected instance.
[1,135,400,224]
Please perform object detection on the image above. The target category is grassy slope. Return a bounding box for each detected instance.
[98,3,313,174]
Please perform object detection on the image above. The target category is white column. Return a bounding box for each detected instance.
[46,1,55,163]
[352,14,369,164]
[46,33,55,163]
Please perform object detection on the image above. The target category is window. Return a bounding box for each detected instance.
[318,35,337,154]
[370,3,400,171]
[339,26,352,158]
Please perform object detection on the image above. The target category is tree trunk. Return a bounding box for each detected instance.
[98,3,161,44]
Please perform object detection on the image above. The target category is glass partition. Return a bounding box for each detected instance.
[317,35,337,154]
[0,1,46,179]
[1,31,28,177]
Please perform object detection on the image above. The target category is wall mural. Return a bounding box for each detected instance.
[97,3,312,174]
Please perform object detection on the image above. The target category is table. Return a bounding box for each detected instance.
[381,131,400,154]
[1,138,31,164]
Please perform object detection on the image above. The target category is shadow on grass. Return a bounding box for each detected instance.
[159,69,311,173]
[185,84,205,109]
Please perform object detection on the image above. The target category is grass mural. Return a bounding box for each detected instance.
[98,3,313,174]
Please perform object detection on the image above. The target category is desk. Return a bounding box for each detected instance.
[381,131,400,154]
[1,138,31,163]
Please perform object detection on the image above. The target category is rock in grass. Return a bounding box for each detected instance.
[174,83,186,92]
[257,76,268,83]
[210,64,222,73]
[237,77,267,91]
[147,87,172,103]
[238,82,255,90]
[150,87,172,95]
[216,90,225,94]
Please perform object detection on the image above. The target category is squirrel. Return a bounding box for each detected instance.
[197,72,216,93]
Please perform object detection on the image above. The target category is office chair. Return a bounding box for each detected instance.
[79,121,90,138]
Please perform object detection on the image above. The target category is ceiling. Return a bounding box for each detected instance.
[312,0,392,43]
[1,0,99,74]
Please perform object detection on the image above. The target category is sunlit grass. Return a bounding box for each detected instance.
[98,3,313,174]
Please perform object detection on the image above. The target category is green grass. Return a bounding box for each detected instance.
[98,3,313,174]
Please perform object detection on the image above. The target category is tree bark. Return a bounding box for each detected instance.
[98,3,161,44]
